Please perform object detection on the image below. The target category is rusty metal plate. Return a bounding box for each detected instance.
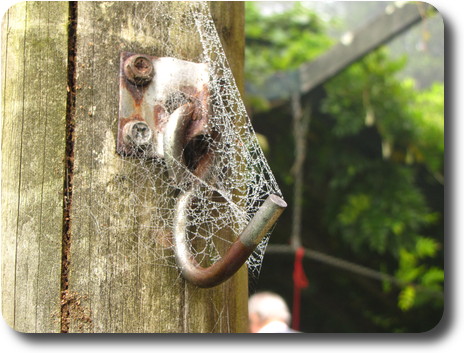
[117,52,210,159]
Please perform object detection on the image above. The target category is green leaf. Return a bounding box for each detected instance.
[415,237,439,258]
[421,267,444,287]
[398,286,416,311]
[338,193,371,225]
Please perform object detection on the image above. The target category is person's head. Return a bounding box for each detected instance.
[248,291,291,333]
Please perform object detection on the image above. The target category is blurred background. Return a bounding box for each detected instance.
[244,1,444,333]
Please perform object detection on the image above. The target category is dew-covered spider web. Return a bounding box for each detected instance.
[76,1,283,285]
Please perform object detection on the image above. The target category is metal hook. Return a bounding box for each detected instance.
[164,104,287,288]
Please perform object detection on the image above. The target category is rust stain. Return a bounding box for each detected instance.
[117,52,214,175]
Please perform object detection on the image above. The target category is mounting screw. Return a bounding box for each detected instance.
[124,55,154,86]
[123,121,153,147]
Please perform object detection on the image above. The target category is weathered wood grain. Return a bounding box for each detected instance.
[1,1,246,333]
[68,1,247,333]
[1,1,68,332]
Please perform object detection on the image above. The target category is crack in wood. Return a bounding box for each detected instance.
[60,1,78,334]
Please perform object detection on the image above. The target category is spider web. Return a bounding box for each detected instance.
[81,1,283,284]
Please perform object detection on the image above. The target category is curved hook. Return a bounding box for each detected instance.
[164,104,287,288]
[174,190,286,288]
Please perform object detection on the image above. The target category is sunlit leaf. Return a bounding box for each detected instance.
[398,286,416,311]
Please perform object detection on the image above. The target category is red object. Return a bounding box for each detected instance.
[292,247,309,331]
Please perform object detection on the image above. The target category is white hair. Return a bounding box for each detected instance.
[248,291,291,325]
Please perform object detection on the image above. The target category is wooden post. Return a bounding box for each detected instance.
[1,1,68,333]
[2,1,247,333]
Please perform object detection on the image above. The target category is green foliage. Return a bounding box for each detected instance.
[245,2,443,331]
[321,50,444,309]
[396,236,444,311]
[398,285,416,311]
[409,83,444,175]
[322,50,410,138]
[322,50,444,175]
[318,51,444,302]
[330,163,432,255]
[245,2,333,83]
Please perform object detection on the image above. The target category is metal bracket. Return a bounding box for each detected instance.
[117,52,210,160]
[117,52,287,288]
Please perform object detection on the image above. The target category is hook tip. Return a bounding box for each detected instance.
[268,194,287,209]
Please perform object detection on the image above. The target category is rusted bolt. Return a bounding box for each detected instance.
[124,55,154,86]
[123,121,153,147]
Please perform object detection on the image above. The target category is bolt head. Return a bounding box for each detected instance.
[123,121,153,147]
[124,55,154,86]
